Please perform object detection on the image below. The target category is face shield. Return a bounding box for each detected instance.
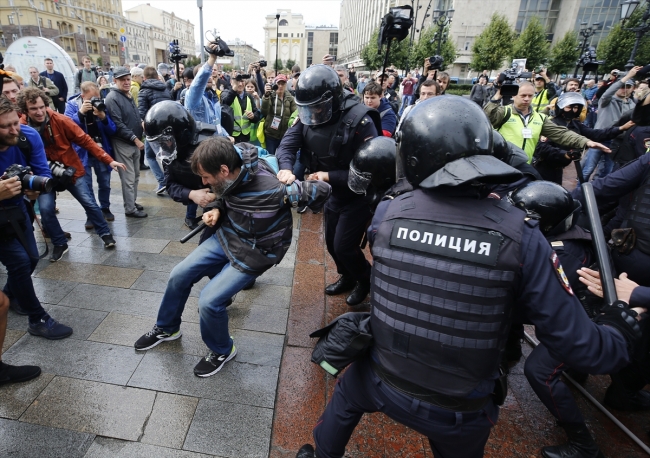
[296,93,333,126]
[348,162,372,195]
[146,127,177,165]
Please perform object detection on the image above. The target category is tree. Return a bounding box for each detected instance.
[598,7,650,71]
[410,26,457,72]
[285,59,296,71]
[96,56,103,67]
[470,14,516,73]
[360,28,410,71]
[548,31,580,77]
[274,58,284,71]
[184,55,201,67]
[510,17,550,70]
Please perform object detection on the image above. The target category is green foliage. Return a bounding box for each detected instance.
[470,14,516,72]
[184,55,201,67]
[445,87,471,96]
[598,7,650,71]
[548,31,580,76]
[410,26,457,71]
[274,58,284,71]
[285,59,296,71]
[510,16,550,70]
[96,56,103,67]
[222,65,233,72]
[360,28,410,71]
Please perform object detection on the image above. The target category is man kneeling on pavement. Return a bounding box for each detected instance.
[134,137,331,377]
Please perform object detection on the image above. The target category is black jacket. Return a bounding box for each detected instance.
[138,79,172,120]
[104,88,143,142]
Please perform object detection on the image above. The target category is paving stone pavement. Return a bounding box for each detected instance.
[1,171,299,458]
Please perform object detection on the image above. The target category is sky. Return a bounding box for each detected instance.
[121,0,341,56]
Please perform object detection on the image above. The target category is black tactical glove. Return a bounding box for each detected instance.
[567,149,582,161]
[594,301,643,352]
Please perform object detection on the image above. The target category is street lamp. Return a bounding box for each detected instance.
[198,0,204,64]
[430,8,454,56]
[621,0,650,70]
[275,13,280,70]
[573,21,602,77]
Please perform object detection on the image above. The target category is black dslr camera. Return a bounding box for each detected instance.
[258,60,267,68]
[578,46,605,74]
[377,5,413,50]
[499,61,533,97]
[2,164,53,193]
[90,96,105,111]
[428,55,444,71]
[169,39,188,64]
[49,161,76,186]
[204,31,234,57]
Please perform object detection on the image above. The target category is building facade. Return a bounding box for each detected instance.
[228,39,261,71]
[263,9,338,71]
[124,3,195,67]
[0,0,125,67]
[124,17,151,66]
[338,0,627,77]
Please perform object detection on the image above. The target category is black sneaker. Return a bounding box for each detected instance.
[101,234,116,248]
[297,204,308,214]
[296,444,316,458]
[102,208,115,221]
[84,219,94,230]
[135,203,144,211]
[50,244,69,262]
[126,210,148,218]
[194,345,237,377]
[184,217,199,230]
[134,325,182,350]
[0,361,41,385]
[28,317,73,340]
[156,185,167,195]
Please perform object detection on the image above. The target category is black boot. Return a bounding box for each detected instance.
[296,444,316,458]
[324,275,355,295]
[541,422,604,458]
[346,280,370,306]
[604,375,650,411]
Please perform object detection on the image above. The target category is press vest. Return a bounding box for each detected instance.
[370,189,525,397]
[532,89,549,112]
[498,106,545,163]
[232,94,253,136]
[622,165,650,255]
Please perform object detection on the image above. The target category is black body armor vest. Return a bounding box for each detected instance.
[370,189,525,397]
[622,165,650,255]
[168,144,203,191]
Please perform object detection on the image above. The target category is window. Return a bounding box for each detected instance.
[102,45,106,52]
[40,2,45,10]
[464,41,470,51]
[78,25,82,34]
[8,15,14,25]
[279,19,288,26]
[12,33,18,42]
[39,18,43,27]
[283,33,288,37]
[48,19,52,28]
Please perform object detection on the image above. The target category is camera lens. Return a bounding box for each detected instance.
[23,175,54,193]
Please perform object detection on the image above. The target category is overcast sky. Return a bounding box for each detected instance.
[121,0,341,56]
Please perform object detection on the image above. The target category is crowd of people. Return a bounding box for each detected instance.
[0,47,649,458]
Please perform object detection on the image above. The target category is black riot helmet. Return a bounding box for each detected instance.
[398,96,521,188]
[509,181,581,235]
[144,101,196,164]
[294,64,344,126]
[348,136,397,195]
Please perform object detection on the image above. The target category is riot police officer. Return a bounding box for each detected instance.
[347,136,396,211]
[295,96,644,458]
[276,65,381,306]
[511,181,604,458]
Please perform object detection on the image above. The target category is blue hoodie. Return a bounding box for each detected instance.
[377,97,397,137]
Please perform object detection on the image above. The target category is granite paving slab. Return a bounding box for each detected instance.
[59,284,165,317]
[36,262,144,288]
[0,417,95,458]
[79,235,170,254]
[30,276,79,305]
[20,377,156,441]
[130,270,208,297]
[227,304,289,335]
[277,251,296,269]
[0,372,55,419]
[141,392,199,449]
[183,398,273,458]
[44,305,108,340]
[84,437,215,458]
[2,329,25,353]
[101,251,186,272]
[3,337,144,385]
[141,216,188,229]
[54,245,116,265]
[131,225,191,241]
[37,229,93,247]
[233,284,292,308]
[161,241,199,257]
[256,266,295,287]
[128,351,279,408]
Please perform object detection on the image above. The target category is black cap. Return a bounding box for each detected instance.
[113,66,130,79]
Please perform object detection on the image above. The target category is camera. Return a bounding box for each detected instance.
[428,55,444,71]
[49,161,76,186]
[2,164,53,193]
[90,96,105,111]
[577,46,605,74]
[258,60,267,68]
[204,32,234,57]
[169,39,188,64]
[377,5,413,50]
[272,83,279,91]
[498,61,533,97]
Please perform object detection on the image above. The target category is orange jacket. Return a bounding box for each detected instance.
[20,108,113,181]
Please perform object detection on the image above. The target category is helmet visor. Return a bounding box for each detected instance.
[348,162,372,194]
[296,96,333,125]
[147,134,177,165]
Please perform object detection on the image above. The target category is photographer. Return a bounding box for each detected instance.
[18,87,126,260]
[221,72,262,144]
[531,69,557,113]
[27,67,59,111]
[484,81,611,164]
[261,74,297,154]
[65,81,118,225]
[0,96,73,341]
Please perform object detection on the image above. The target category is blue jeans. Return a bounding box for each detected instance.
[265,135,282,156]
[186,203,198,219]
[145,140,166,187]
[155,234,257,354]
[398,95,413,116]
[0,202,48,323]
[582,145,613,181]
[85,156,112,210]
[38,175,112,246]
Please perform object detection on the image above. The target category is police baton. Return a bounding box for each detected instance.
[582,182,617,306]
[180,221,206,244]
[574,159,585,185]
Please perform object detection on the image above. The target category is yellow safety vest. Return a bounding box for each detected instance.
[497,106,545,163]
[232,95,253,136]
[532,89,549,112]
